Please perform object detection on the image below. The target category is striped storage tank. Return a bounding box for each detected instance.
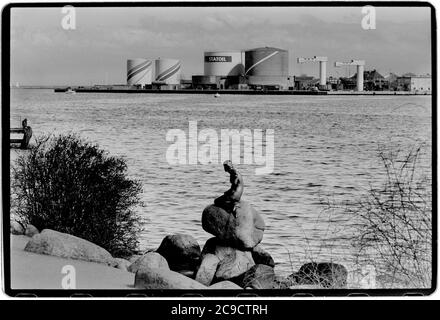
[245,47,288,76]
[155,59,181,84]
[127,59,154,86]
[204,51,245,76]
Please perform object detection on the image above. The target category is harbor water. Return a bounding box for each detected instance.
[10,89,432,276]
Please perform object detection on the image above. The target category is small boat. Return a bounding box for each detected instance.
[214,93,220,98]
[66,87,76,94]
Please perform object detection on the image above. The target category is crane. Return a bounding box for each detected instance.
[297,56,328,86]
[334,60,365,91]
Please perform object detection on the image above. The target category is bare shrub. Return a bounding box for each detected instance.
[347,143,432,288]
[12,133,144,257]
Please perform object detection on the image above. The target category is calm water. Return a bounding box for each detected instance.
[10,89,432,276]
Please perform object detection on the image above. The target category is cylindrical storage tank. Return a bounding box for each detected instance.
[155,59,181,84]
[127,59,153,86]
[245,47,288,76]
[204,51,245,76]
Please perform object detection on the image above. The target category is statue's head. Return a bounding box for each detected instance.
[223,160,234,173]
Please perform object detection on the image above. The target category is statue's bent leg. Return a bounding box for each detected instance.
[214,194,237,214]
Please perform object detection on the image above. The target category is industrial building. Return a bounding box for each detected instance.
[127,59,154,86]
[294,75,318,90]
[127,58,181,89]
[121,49,430,94]
[245,47,291,90]
[346,70,385,91]
[154,58,181,89]
[204,51,244,76]
[192,46,292,90]
[397,75,431,93]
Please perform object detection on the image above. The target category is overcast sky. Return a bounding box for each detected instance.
[10,5,432,86]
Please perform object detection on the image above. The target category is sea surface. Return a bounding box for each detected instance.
[9,89,432,277]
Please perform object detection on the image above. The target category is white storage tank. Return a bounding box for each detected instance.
[155,58,181,84]
[127,59,154,86]
[204,51,244,76]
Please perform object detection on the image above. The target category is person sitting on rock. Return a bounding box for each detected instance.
[214,160,244,216]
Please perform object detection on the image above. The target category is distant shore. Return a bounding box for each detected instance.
[52,87,431,96]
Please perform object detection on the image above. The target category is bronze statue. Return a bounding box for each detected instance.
[202,160,265,249]
[214,160,244,215]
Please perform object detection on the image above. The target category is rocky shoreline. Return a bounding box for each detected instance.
[10,160,349,290]
[11,223,348,290]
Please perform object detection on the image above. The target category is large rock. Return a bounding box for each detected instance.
[251,245,275,268]
[128,252,169,274]
[24,229,114,266]
[200,237,255,283]
[235,264,275,289]
[10,221,25,235]
[25,224,39,237]
[128,254,143,264]
[289,262,348,288]
[113,258,131,271]
[195,254,220,286]
[202,200,265,250]
[214,249,255,282]
[134,267,207,289]
[208,281,243,290]
[156,234,201,273]
[201,237,221,257]
[202,237,237,260]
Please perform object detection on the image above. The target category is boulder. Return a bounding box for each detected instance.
[208,281,243,290]
[214,249,254,282]
[201,237,222,257]
[134,267,207,289]
[290,262,348,288]
[156,234,201,272]
[251,245,275,268]
[25,224,39,237]
[178,270,196,278]
[201,237,255,282]
[202,200,265,250]
[235,264,275,289]
[195,254,220,286]
[24,229,114,266]
[202,238,237,260]
[10,221,25,235]
[128,254,143,264]
[113,258,131,271]
[128,252,169,273]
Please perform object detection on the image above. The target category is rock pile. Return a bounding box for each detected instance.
[196,161,274,288]
[133,161,275,289]
[11,161,349,290]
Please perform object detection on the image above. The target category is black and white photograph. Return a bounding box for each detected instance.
[2,2,435,296]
